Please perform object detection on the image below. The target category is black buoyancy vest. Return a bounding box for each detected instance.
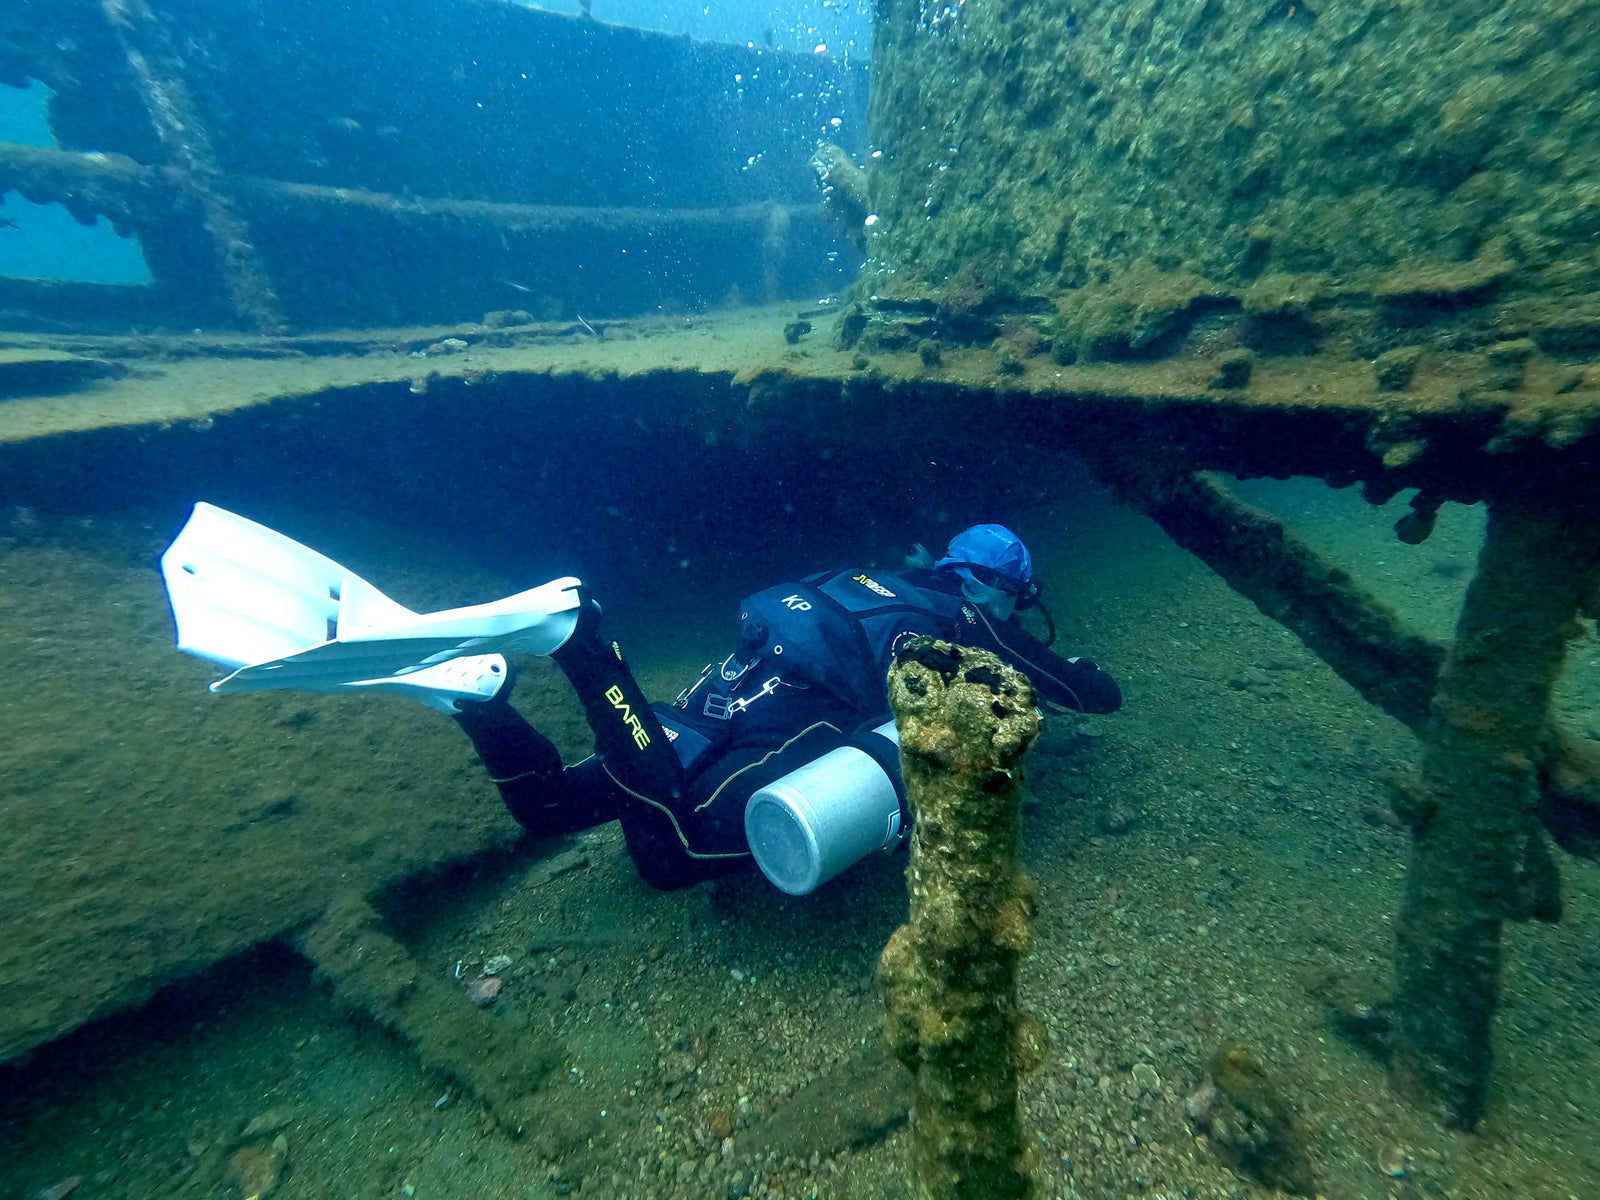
[732,567,966,710]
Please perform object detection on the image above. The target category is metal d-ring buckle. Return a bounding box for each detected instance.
[673,661,717,710]
[703,674,784,721]
[724,676,782,717]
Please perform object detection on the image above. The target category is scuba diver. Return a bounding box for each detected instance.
[450,524,1121,892]
[160,508,1117,895]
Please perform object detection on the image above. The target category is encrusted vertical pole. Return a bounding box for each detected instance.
[1392,498,1600,1127]
[101,0,287,333]
[878,638,1044,1200]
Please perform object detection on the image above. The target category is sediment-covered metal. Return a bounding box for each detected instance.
[0,141,817,242]
[1391,498,1600,1127]
[1077,457,1600,863]
[101,0,286,333]
[866,0,1600,321]
[878,638,1043,1200]
[297,893,565,1137]
[1085,461,1447,731]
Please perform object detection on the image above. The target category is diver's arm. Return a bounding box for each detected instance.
[957,603,1122,714]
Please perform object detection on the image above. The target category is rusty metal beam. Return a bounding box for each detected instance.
[0,139,819,248]
[1077,451,1600,863]
[100,0,286,333]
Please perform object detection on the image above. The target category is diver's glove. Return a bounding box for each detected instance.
[341,653,514,713]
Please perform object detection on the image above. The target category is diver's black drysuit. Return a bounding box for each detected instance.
[454,565,1121,890]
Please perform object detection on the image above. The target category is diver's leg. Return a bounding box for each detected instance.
[455,684,702,885]
[616,810,746,890]
[455,600,694,882]
[550,602,687,808]
[611,745,756,891]
[454,698,621,835]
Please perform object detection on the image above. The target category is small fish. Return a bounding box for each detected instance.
[575,313,600,337]
[0,217,19,231]
[500,279,533,294]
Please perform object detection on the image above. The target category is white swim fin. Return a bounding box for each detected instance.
[340,653,514,713]
[160,502,582,707]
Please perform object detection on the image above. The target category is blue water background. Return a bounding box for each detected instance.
[0,82,151,284]
[530,0,871,54]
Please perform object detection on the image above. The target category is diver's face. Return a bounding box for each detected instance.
[961,575,1018,622]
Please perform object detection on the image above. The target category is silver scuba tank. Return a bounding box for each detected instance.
[744,720,905,895]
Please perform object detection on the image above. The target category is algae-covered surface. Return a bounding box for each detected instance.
[3,303,1599,462]
[1,476,1597,1200]
[0,311,800,444]
[866,0,1600,307]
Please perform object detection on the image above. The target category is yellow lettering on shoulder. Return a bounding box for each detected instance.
[852,573,897,598]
